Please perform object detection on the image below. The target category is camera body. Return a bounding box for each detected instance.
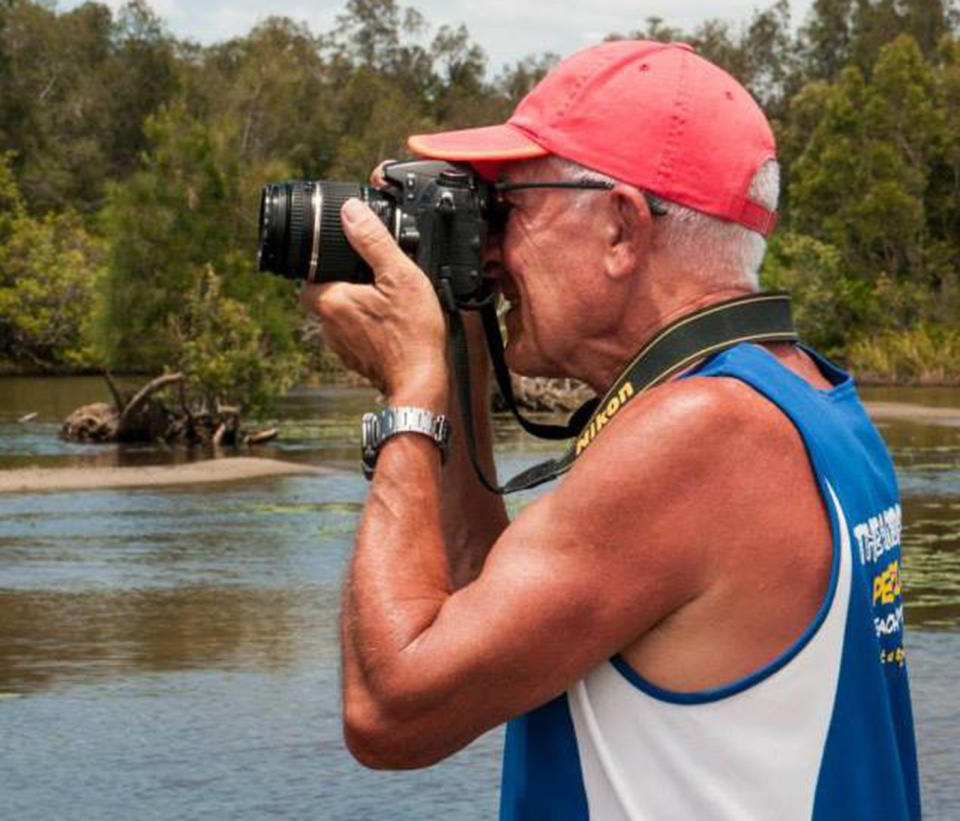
[257,160,496,310]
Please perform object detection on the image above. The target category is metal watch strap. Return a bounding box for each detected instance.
[361,406,451,480]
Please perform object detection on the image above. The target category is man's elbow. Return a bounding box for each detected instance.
[342,693,452,770]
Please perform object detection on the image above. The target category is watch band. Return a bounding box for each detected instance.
[361,406,451,480]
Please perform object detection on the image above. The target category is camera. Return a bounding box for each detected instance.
[257,160,498,310]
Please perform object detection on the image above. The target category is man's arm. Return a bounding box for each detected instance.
[303,199,712,768]
[339,380,723,768]
[438,313,509,587]
[362,158,507,585]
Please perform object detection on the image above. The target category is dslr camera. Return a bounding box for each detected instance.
[257,160,499,311]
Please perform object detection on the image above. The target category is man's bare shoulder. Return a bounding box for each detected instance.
[540,371,831,612]
[546,373,833,689]
[562,373,806,512]
[504,374,805,606]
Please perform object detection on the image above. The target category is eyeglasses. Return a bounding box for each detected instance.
[490,179,667,233]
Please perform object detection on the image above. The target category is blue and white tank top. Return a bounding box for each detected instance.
[499,343,921,820]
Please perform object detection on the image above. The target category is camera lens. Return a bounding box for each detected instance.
[257,180,385,283]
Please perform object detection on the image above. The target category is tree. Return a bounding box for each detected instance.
[0,1,113,213]
[333,0,427,74]
[777,33,959,366]
[0,0,179,216]
[801,0,954,81]
[97,101,300,378]
[190,17,338,177]
[326,67,436,178]
[171,267,303,416]
[0,154,103,370]
[788,36,949,290]
[105,0,180,178]
[800,0,857,81]
[760,232,879,354]
[427,23,497,126]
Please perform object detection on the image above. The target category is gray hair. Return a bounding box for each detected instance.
[549,157,780,290]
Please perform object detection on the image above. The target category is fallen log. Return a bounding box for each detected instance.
[61,373,280,448]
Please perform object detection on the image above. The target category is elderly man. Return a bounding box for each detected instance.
[303,41,920,820]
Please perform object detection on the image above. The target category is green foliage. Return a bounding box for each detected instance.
[190,17,337,177]
[2,0,960,384]
[172,267,304,416]
[801,0,856,81]
[846,323,960,383]
[0,0,179,215]
[800,0,952,82]
[96,101,296,372]
[761,232,868,354]
[0,154,103,370]
[760,231,938,356]
[326,69,436,178]
[334,0,425,69]
[785,34,960,338]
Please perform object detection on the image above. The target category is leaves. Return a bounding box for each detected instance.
[171,267,303,416]
[0,155,103,370]
[787,34,959,325]
[1,0,959,387]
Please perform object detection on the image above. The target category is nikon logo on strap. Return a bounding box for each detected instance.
[451,291,798,495]
[575,382,636,455]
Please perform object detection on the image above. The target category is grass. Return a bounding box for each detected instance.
[846,324,960,385]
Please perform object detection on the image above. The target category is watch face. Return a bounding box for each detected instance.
[360,407,450,481]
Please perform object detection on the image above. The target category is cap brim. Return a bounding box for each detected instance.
[407,123,548,163]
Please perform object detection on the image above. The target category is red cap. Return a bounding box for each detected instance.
[408,41,777,236]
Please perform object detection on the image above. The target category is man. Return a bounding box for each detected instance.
[303,41,920,819]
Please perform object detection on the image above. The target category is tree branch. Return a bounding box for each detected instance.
[103,370,125,411]
[119,372,184,428]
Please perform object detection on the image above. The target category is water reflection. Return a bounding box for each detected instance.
[0,586,337,693]
[902,499,960,628]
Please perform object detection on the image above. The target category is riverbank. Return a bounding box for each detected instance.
[865,402,960,427]
[0,457,329,494]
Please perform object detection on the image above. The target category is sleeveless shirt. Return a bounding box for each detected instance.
[499,343,921,820]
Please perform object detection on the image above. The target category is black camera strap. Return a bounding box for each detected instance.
[449,292,797,495]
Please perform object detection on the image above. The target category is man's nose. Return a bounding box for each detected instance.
[482,234,504,281]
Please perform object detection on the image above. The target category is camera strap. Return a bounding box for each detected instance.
[449,292,797,495]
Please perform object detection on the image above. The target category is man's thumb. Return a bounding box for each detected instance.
[341,198,409,282]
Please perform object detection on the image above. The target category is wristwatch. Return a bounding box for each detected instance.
[361,406,451,480]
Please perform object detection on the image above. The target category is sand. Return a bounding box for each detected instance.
[0,457,330,494]
[862,401,960,427]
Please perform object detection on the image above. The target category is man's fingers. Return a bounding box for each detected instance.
[301,281,361,321]
[341,199,414,287]
[370,159,395,187]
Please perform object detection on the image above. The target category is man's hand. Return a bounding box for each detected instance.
[301,177,507,587]
[300,198,448,410]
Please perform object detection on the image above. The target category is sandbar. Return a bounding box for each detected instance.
[863,402,960,427]
[0,457,330,494]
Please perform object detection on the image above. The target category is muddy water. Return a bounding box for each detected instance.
[1,377,958,818]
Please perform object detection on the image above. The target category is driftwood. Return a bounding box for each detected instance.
[60,372,278,448]
[118,372,185,432]
[495,375,595,413]
[60,402,119,442]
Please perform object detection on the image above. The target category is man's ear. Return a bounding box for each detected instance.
[605,185,655,280]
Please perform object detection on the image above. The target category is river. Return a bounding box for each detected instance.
[1,376,958,818]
